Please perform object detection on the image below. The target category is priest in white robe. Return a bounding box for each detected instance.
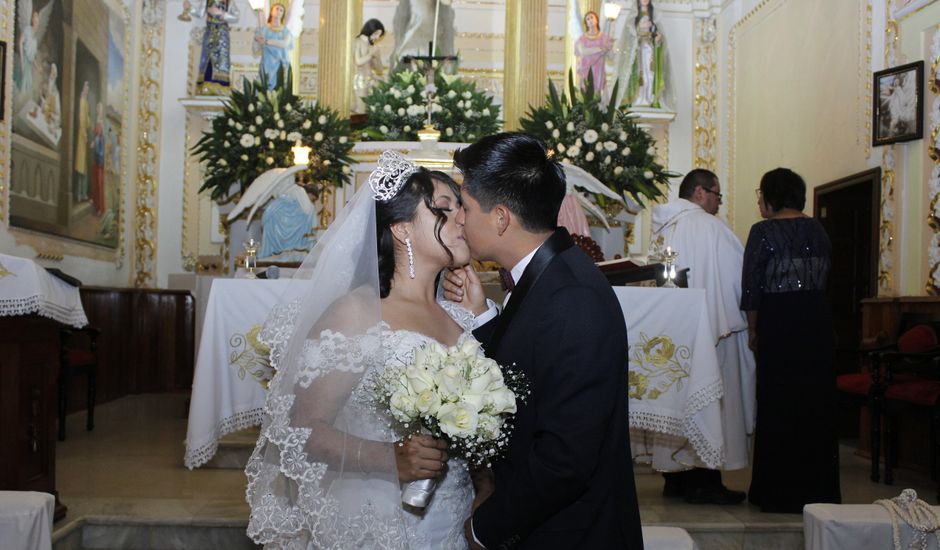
[650,168,756,504]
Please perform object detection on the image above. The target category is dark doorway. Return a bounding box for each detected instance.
[814,168,880,436]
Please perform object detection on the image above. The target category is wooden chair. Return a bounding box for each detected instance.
[869,314,940,502]
[58,326,100,441]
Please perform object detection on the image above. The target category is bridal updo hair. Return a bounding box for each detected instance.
[376,169,460,298]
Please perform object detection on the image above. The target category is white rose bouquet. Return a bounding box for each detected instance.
[372,339,526,507]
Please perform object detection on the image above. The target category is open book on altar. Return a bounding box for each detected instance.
[596,257,688,288]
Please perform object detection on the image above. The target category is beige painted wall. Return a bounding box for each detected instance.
[727,0,871,241]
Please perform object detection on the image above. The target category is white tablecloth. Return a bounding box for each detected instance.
[0,254,87,328]
[0,491,54,550]
[615,287,725,470]
[804,502,940,550]
[184,279,289,469]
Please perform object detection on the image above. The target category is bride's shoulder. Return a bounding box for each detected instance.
[312,286,382,337]
[437,299,476,332]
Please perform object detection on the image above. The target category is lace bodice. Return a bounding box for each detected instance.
[247,299,476,549]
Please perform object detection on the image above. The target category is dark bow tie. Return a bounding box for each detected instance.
[497,267,515,292]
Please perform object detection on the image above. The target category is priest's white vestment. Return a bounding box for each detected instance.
[651,198,756,470]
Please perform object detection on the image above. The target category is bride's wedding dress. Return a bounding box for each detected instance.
[247,299,477,549]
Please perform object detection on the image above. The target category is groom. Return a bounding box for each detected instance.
[446,133,643,549]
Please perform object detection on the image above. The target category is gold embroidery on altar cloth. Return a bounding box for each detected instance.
[0,263,15,278]
[229,324,274,388]
[628,333,691,400]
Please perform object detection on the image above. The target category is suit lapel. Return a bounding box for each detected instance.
[486,228,574,358]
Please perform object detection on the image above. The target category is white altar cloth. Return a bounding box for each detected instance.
[804,502,940,550]
[184,278,289,469]
[615,287,725,470]
[0,491,54,550]
[0,254,87,328]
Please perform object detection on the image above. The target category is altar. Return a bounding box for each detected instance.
[184,281,725,471]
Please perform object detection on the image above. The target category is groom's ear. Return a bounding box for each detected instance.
[493,204,511,237]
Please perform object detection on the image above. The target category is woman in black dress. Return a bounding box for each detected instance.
[741,168,841,513]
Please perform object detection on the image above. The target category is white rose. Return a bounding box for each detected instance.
[415,390,442,416]
[380,125,389,134]
[397,107,405,116]
[240,134,254,147]
[263,129,276,139]
[284,103,292,112]
[323,160,331,166]
[489,387,517,414]
[482,108,491,116]
[585,151,595,161]
[287,131,302,142]
[621,147,631,156]
[405,96,413,105]
[223,140,230,147]
[583,129,599,144]
[277,120,284,128]
[235,122,243,130]
[601,122,609,132]
[552,129,560,139]
[255,116,263,125]
[265,156,274,165]
[227,118,235,126]
[446,128,454,137]
[318,115,327,125]
[249,125,256,133]
[465,110,474,118]
[248,103,255,113]
[566,146,580,158]
[254,137,261,146]
[614,166,624,175]
[432,104,442,113]
[644,170,654,179]
[339,136,348,144]
[273,112,280,121]
[457,100,465,109]
[240,154,248,161]
[302,120,312,129]
[595,142,603,152]
[447,90,457,99]
[546,121,554,130]
[575,138,583,148]
[392,89,402,99]
[437,403,479,438]
[219,158,227,166]
[384,104,392,113]
[279,131,286,140]
[604,156,611,165]
[566,122,575,132]
[435,365,467,401]
[268,142,274,149]
[619,132,627,141]
[313,132,322,142]
[406,85,416,94]
[604,141,618,152]
[390,391,418,423]
[462,91,472,99]
[557,143,566,153]
[647,146,656,156]
[342,165,350,174]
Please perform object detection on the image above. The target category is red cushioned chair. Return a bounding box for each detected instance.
[871,317,940,503]
[59,326,100,441]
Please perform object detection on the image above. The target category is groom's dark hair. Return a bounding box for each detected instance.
[454,132,566,232]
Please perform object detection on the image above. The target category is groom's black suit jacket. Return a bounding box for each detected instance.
[472,228,643,550]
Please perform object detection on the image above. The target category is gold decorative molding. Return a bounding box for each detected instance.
[0,0,11,223]
[879,2,900,295]
[860,1,873,160]
[503,0,548,131]
[926,24,940,295]
[693,16,718,173]
[35,252,64,262]
[134,0,166,288]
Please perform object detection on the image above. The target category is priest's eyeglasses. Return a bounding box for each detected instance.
[703,188,723,201]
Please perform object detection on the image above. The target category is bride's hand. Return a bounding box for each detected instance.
[395,433,448,482]
[442,266,487,315]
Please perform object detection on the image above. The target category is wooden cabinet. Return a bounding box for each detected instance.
[0,315,66,520]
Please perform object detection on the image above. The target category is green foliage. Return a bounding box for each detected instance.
[519,71,678,206]
[193,70,355,203]
[359,66,501,143]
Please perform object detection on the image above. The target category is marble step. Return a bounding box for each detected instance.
[204,427,260,469]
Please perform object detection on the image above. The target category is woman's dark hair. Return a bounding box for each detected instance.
[376,168,457,298]
[359,18,385,44]
[759,167,806,212]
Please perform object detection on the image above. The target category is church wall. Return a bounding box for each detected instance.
[0,0,140,287]
[720,0,873,245]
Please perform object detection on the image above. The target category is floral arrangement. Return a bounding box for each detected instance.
[373,339,526,468]
[519,73,678,207]
[193,71,355,203]
[359,66,501,143]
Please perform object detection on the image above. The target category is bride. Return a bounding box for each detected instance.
[245,151,487,548]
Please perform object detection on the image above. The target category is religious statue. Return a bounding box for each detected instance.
[574,11,613,98]
[613,0,675,110]
[253,0,304,90]
[353,18,386,114]
[14,0,55,111]
[183,0,239,95]
[391,0,456,67]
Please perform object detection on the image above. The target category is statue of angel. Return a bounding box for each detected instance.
[557,163,625,235]
[391,0,455,67]
[15,0,55,108]
[183,0,239,95]
[227,165,317,259]
[612,0,675,110]
[253,0,304,89]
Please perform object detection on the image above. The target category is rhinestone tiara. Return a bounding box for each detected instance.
[368,150,420,202]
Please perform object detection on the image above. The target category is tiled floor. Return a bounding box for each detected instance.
[53,393,937,549]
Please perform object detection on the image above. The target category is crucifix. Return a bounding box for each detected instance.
[400,0,457,137]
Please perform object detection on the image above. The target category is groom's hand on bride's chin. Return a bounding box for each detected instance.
[443,266,487,315]
[442,268,467,303]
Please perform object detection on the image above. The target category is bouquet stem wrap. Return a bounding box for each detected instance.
[401,477,438,508]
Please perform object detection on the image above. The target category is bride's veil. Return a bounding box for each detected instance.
[245,159,414,548]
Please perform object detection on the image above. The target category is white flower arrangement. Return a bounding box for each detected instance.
[373,340,527,468]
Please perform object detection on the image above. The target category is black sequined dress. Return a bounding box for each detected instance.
[741,217,841,513]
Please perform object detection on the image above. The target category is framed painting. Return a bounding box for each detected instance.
[873,61,924,147]
[9,0,128,250]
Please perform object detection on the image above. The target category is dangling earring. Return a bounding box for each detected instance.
[405,238,416,279]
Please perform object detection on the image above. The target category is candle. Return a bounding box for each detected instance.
[292,143,311,166]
